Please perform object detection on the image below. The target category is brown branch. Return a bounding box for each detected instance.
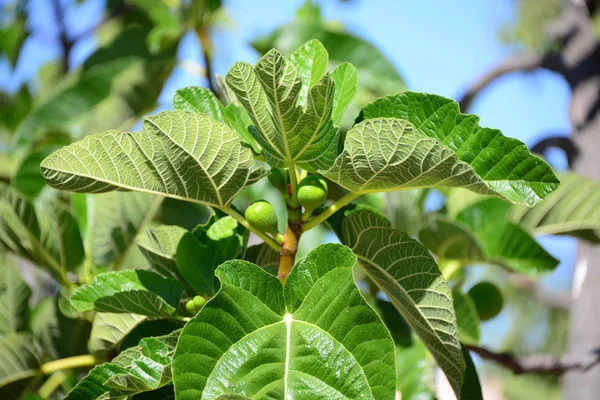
[467,344,600,375]
[50,0,73,72]
[197,26,218,96]
[458,52,566,112]
[530,135,580,168]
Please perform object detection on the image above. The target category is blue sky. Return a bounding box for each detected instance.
[2,0,576,295]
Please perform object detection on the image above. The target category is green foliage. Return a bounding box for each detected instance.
[1,33,567,400]
[172,244,396,399]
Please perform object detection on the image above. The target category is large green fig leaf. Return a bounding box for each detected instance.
[40,111,266,209]
[88,192,161,267]
[288,39,328,106]
[358,92,559,206]
[341,209,480,399]
[0,183,85,284]
[322,118,500,197]
[225,43,340,171]
[65,331,180,400]
[511,173,600,242]
[70,270,184,317]
[173,244,396,400]
[0,263,31,335]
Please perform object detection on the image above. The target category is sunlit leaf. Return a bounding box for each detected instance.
[226,46,339,171]
[359,93,559,206]
[452,290,480,344]
[342,209,475,398]
[88,313,147,356]
[173,244,396,399]
[41,111,267,209]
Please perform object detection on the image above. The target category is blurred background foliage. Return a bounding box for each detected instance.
[1,0,600,399]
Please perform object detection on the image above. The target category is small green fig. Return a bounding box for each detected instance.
[268,168,289,195]
[298,175,328,211]
[193,295,206,309]
[245,200,279,234]
[185,300,196,314]
[468,282,504,321]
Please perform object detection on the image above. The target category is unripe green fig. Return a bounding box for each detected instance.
[245,200,279,234]
[298,175,328,211]
[468,282,504,321]
[193,295,206,309]
[185,300,196,314]
[268,168,289,195]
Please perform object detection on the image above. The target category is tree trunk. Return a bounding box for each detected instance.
[564,122,600,400]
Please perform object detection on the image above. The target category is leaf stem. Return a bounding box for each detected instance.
[287,165,300,209]
[40,355,99,375]
[221,207,281,252]
[303,192,360,231]
[38,371,68,398]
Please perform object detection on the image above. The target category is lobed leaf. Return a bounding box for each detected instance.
[359,92,559,206]
[226,45,340,171]
[342,209,480,399]
[41,111,267,209]
[322,118,498,196]
[71,270,184,317]
[173,244,396,399]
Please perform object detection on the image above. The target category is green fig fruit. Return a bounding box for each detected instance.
[268,168,289,195]
[298,175,328,211]
[468,282,504,321]
[185,299,196,314]
[245,200,279,234]
[193,295,206,309]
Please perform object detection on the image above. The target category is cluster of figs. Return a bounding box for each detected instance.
[244,169,328,240]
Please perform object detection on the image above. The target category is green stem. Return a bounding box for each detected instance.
[440,260,462,280]
[303,192,360,231]
[172,315,191,323]
[287,165,300,209]
[222,207,281,252]
[40,355,99,375]
[38,371,68,398]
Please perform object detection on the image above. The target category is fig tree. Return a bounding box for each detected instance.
[245,200,279,234]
